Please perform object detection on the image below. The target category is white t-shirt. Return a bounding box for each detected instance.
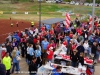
[83,43,89,49]
[27,47,29,54]
[1,47,7,52]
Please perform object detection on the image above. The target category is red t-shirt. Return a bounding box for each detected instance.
[47,44,52,50]
[86,68,92,75]
[33,38,37,44]
[63,41,68,47]
[47,50,54,60]
[69,33,73,38]
[71,44,77,51]
[50,30,54,35]
[41,26,45,31]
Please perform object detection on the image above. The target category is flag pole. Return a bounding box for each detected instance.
[92,0,95,32]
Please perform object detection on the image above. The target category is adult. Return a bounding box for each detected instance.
[77,42,85,55]
[70,50,79,67]
[2,52,11,75]
[29,57,37,75]
[91,42,98,63]
[11,47,20,74]
[34,45,42,68]
[41,38,49,64]
[1,44,7,59]
[47,47,54,62]
[0,59,6,75]
[52,66,62,75]
[29,44,34,63]
[6,42,12,57]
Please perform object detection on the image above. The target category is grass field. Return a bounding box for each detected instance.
[0,2,100,21]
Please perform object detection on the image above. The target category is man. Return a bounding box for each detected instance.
[16,22,18,27]
[31,21,34,27]
[52,66,62,75]
[29,57,37,75]
[91,42,98,63]
[6,42,12,57]
[77,42,85,55]
[2,52,11,75]
[11,23,13,27]
[0,59,6,75]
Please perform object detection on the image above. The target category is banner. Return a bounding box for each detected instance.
[12,12,16,14]
[0,11,3,14]
[25,12,28,14]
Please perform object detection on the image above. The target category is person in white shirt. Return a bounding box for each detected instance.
[6,33,12,42]
[83,40,89,56]
[26,44,30,64]
[83,40,89,50]
[1,44,7,59]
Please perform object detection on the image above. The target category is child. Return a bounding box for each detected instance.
[78,52,84,66]
[86,66,92,75]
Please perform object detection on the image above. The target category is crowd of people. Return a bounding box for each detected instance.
[0,17,100,75]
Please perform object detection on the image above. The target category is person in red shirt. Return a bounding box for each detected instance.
[69,31,73,39]
[47,47,54,62]
[63,39,68,47]
[41,24,45,31]
[86,66,92,75]
[47,42,52,50]
[33,35,38,44]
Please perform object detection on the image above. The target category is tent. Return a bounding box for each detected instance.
[41,18,65,30]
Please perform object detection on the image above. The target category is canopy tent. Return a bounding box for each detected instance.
[41,18,65,25]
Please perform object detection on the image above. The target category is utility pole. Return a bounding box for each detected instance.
[39,0,41,32]
[92,0,95,32]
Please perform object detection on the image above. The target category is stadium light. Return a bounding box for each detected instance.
[92,0,95,32]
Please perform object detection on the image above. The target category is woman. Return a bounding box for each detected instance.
[35,45,42,68]
[28,44,34,63]
[11,47,20,74]
[70,50,79,67]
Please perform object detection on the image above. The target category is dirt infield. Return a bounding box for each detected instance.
[0,19,38,44]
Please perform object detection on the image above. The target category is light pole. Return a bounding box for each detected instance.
[92,0,95,32]
[39,0,41,32]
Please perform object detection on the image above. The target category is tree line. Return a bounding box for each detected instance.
[2,0,100,3]
[64,0,100,3]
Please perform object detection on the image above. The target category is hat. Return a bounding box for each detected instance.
[49,47,53,50]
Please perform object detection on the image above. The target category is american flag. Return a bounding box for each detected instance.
[65,13,71,29]
[89,15,92,32]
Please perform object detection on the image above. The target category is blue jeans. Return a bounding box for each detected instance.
[96,51,100,60]
[11,62,20,73]
[71,62,77,67]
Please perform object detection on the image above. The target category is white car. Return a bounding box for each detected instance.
[84,3,89,6]
[70,1,75,5]
[89,3,93,6]
[75,2,79,5]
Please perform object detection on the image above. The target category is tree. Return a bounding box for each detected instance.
[11,0,19,3]
[29,0,34,2]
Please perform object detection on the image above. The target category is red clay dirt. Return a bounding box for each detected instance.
[0,19,38,44]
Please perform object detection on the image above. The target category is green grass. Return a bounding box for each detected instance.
[0,2,100,21]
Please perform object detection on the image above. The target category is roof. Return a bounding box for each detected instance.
[41,18,65,25]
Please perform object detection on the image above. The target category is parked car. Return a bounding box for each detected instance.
[75,2,79,5]
[89,3,93,6]
[80,3,84,5]
[84,3,89,6]
[70,1,75,5]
